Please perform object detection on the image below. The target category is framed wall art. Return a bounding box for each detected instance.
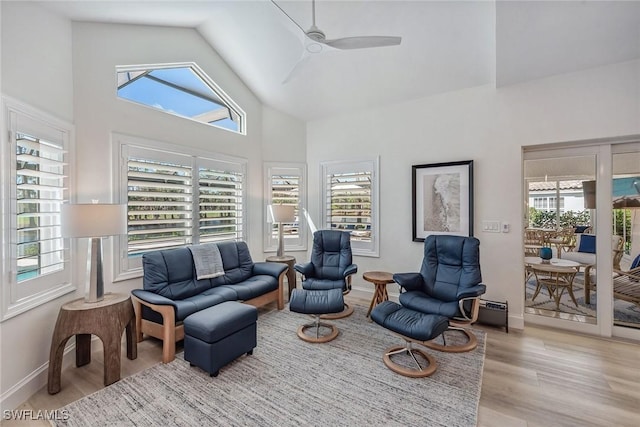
[412,160,473,242]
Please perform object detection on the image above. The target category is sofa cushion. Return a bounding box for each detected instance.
[183,286,238,312]
[211,241,254,286]
[578,234,596,253]
[219,274,278,301]
[562,251,596,265]
[143,248,212,300]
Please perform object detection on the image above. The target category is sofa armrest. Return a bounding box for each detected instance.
[131,289,179,308]
[294,262,314,277]
[393,272,423,292]
[253,261,287,278]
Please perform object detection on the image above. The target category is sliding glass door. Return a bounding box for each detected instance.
[612,143,640,334]
[523,154,597,326]
[524,139,640,340]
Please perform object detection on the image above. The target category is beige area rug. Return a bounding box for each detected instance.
[53,305,485,427]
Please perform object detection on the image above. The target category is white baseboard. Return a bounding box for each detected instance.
[0,342,77,412]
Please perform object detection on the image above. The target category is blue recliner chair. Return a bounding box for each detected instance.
[294,230,358,319]
[392,234,486,353]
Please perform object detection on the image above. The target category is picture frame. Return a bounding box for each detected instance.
[412,160,473,242]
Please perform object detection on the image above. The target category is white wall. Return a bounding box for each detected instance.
[0,1,75,412]
[306,59,640,329]
[0,7,305,410]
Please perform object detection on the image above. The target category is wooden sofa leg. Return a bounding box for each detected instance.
[158,305,176,363]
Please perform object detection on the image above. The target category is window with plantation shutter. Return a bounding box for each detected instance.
[264,163,307,252]
[15,133,66,281]
[127,155,193,255]
[321,158,379,257]
[198,160,244,243]
[2,97,75,320]
[114,134,246,279]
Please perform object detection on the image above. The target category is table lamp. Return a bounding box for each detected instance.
[268,204,295,258]
[62,203,127,302]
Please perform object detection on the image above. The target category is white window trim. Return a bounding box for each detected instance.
[263,162,307,253]
[1,96,76,321]
[320,157,380,258]
[112,132,247,281]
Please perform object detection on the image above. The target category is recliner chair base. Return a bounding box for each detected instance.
[320,302,354,320]
[289,288,344,343]
[422,326,478,353]
[382,343,437,378]
[297,318,339,343]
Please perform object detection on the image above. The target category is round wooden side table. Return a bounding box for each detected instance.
[266,255,297,300]
[363,271,395,318]
[47,293,137,394]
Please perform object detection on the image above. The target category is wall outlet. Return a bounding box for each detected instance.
[502,222,510,233]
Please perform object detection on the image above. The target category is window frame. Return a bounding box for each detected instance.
[112,133,247,281]
[116,62,247,135]
[320,158,379,258]
[1,96,76,321]
[263,162,307,253]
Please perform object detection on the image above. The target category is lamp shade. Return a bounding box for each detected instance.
[269,205,295,223]
[62,204,127,238]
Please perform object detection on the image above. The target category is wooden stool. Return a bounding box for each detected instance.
[363,271,394,318]
[47,293,137,394]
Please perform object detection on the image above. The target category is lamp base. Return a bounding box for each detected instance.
[276,222,285,258]
[85,237,105,303]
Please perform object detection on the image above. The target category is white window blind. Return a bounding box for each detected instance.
[321,159,379,257]
[198,159,244,243]
[114,136,246,279]
[264,163,307,252]
[2,97,75,320]
[127,155,193,255]
[15,133,66,281]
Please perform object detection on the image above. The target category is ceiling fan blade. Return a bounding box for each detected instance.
[323,36,402,50]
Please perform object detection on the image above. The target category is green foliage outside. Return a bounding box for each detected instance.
[528,208,591,229]
[529,208,633,254]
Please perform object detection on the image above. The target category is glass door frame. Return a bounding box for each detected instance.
[523,136,640,341]
[611,141,640,341]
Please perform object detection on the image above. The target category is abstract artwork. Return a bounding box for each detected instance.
[412,160,473,242]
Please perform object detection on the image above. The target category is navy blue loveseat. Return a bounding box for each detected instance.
[131,241,287,362]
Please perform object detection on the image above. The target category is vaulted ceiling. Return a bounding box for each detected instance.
[37,0,640,121]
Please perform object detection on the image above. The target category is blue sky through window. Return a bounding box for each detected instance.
[117,66,240,132]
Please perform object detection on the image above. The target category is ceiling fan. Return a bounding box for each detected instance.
[271,0,402,82]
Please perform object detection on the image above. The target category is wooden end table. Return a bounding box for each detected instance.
[47,293,137,394]
[266,255,296,299]
[363,271,394,318]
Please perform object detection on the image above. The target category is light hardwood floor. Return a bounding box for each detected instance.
[6,296,640,427]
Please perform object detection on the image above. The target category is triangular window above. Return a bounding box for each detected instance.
[116,63,245,134]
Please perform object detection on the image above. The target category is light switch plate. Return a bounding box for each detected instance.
[482,221,500,233]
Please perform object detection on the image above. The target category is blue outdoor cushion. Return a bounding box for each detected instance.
[631,254,640,270]
[574,225,590,233]
[578,234,596,254]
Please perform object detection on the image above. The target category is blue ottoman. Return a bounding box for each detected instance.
[371,301,449,377]
[289,288,344,343]
[184,301,257,377]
